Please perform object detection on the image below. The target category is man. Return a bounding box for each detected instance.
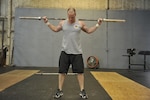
[42,8,102,99]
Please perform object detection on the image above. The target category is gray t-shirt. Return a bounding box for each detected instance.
[61,19,82,54]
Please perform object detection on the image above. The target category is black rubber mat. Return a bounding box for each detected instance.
[0,67,112,100]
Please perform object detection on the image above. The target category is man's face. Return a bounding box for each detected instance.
[68,10,76,24]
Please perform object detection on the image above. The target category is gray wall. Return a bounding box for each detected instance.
[14,8,150,69]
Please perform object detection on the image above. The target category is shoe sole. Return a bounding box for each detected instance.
[54,94,63,99]
[79,94,88,99]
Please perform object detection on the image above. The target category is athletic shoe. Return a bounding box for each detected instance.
[79,89,88,99]
[54,89,63,99]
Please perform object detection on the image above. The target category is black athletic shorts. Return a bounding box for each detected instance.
[59,51,84,74]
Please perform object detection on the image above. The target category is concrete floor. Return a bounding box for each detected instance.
[0,67,150,100]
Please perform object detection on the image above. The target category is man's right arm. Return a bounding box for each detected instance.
[42,16,63,32]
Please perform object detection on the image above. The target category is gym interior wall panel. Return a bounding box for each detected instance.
[107,10,133,68]
[131,11,150,65]
[107,10,150,69]
[108,49,129,69]
[132,11,150,51]
[108,10,133,49]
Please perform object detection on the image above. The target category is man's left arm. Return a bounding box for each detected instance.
[81,18,102,34]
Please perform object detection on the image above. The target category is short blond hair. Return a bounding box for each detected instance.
[67,7,76,14]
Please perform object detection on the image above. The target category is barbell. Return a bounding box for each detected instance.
[19,16,126,22]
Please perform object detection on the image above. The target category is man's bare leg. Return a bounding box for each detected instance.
[54,73,65,99]
[77,73,88,99]
[59,73,66,90]
[77,73,84,91]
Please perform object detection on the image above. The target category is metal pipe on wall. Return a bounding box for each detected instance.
[2,20,4,55]
[0,0,1,16]
[106,0,109,67]
[6,0,12,65]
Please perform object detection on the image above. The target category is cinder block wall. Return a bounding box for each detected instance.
[1,0,150,16]
[12,0,150,10]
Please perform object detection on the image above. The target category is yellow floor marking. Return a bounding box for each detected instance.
[91,72,150,100]
[0,70,39,91]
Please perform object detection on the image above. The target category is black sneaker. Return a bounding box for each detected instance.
[79,89,88,99]
[54,89,63,99]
